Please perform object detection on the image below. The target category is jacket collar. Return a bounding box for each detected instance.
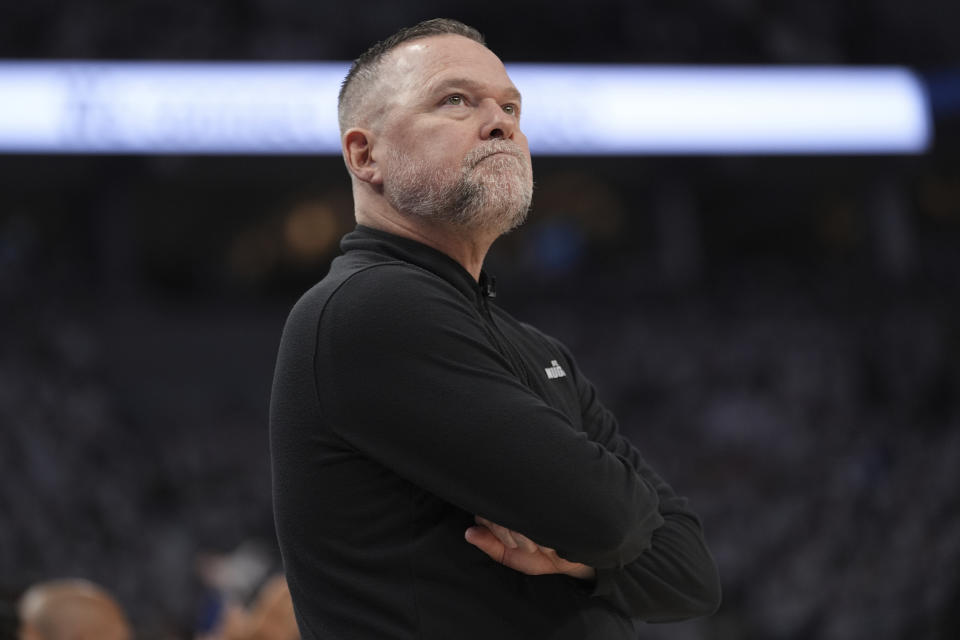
[340,225,496,303]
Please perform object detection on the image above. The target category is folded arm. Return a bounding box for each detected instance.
[544,335,722,620]
[315,265,663,569]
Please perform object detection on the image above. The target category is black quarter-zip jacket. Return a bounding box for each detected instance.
[270,225,720,639]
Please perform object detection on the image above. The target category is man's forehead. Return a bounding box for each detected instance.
[388,34,490,64]
[386,34,517,94]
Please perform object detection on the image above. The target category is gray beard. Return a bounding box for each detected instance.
[383,141,533,235]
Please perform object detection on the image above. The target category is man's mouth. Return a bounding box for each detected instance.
[472,148,522,167]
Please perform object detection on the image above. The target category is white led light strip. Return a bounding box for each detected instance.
[0,62,932,154]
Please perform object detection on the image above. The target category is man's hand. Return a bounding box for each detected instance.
[465,516,596,581]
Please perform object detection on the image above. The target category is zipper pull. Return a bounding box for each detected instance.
[480,274,497,299]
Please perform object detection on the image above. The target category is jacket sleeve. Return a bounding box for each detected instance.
[546,336,722,621]
[314,265,663,570]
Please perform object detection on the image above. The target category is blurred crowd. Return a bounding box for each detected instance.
[5,571,298,640]
[2,0,959,66]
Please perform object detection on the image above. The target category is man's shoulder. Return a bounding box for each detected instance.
[289,252,472,326]
[491,306,568,351]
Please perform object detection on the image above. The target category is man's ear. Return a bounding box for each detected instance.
[343,128,382,186]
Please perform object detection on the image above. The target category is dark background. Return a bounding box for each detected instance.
[2,2,959,638]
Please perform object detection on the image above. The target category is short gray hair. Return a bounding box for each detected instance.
[337,18,485,133]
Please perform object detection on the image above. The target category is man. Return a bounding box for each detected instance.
[270,18,721,639]
[17,579,132,640]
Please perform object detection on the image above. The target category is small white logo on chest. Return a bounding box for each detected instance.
[544,360,567,380]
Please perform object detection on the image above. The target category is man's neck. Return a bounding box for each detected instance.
[355,210,496,281]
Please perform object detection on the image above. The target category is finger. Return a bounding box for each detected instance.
[498,527,520,550]
[464,526,507,563]
[512,532,539,554]
[475,516,519,549]
[537,545,557,555]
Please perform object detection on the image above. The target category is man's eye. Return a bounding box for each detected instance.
[445,95,464,106]
[503,104,518,116]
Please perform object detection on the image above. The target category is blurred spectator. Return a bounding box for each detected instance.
[198,575,299,640]
[194,541,298,640]
[16,578,132,640]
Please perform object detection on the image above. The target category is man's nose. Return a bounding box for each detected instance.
[479,99,516,140]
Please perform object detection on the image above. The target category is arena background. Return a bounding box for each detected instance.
[2,2,959,638]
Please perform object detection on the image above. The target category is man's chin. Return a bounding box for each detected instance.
[463,204,530,235]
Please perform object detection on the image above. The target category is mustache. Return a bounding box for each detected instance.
[466,141,527,167]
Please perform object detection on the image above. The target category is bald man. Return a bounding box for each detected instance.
[17,579,132,640]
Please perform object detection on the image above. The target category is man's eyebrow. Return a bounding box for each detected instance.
[427,77,523,103]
